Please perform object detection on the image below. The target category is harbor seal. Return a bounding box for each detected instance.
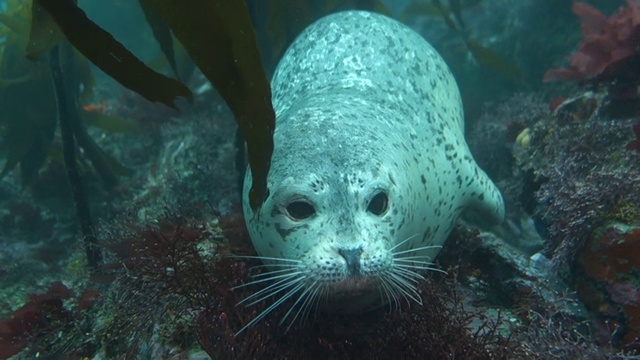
[240,10,505,328]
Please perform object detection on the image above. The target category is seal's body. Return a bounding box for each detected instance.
[241,11,504,319]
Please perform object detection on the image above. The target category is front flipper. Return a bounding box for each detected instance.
[464,166,505,226]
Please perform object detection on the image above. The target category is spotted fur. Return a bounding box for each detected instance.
[241,11,504,320]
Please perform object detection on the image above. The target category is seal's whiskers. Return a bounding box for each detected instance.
[393,255,436,261]
[385,272,423,305]
[378,276,402,310]
[233,267,300,290]
[375,241,448,309]
[280,279,321,331]
[233,255,321,335]
[388,233,421,252]
[391,267,425,282]
[248,267,301,279]
[392,244,442,257]
[229,255,301,262]
[293,283,326,329]
[235,280,307,335]
[394,262,447,274]
[237,273,305,306]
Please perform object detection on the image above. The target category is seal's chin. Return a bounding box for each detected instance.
[328,276,376,298]
[321,276,384,313]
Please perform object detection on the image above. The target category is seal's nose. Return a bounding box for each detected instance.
[338,247,363,275]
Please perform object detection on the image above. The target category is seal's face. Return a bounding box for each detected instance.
[246,167,414,311]
[241,162,441,330]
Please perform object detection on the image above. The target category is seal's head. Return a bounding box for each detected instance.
[247,165,405,312]
[240,102,445,327]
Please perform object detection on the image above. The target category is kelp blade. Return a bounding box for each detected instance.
[431,0,458,30]
[35,0,192,109]
[466,39,523,81]
[0,12,30,35]
[449,0,466,29]
[26,2,63,60]
[138,0,180,80]
[141,0,275,211]
[0,39,57,183]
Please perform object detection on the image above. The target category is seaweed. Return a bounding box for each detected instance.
[0,2,123,187]
[0,5,55,184]
[543,0,640,98]
[49,43,102,269]
[0,281,101,359]
[25,1,61,60]
[139,0,275,211]
[0,205,621,357]
[578,223,640,350]
[0,0,282,271]
[91,211,522,359]
[35,0,192,109]
[0,282,73,359]
[627,123,640,151]
[33,0,277,211]
[138,1,180,80]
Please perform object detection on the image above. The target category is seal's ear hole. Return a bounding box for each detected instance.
[285,201,316,220]
[368,192,388,216]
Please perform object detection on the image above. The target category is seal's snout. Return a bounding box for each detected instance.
[338,247,363,274]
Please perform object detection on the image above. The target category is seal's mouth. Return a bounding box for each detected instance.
[320,276,386,313]
[326,276,377,298]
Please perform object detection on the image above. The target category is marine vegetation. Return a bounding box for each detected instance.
[491,85,640,352]
[0,0,277,271]
[466,87,640,355]
[544,0,640,99]
[0,1,127,269]
[35,0,275,213]
[538,10,640,342]
[0,281,101,358]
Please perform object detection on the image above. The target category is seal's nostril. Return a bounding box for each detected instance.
[338,247,363,274]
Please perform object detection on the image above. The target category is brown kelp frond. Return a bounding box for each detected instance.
[0,2,127,187]
[37,0,278,211]
[139,0,275,211]
[35,0,192,109]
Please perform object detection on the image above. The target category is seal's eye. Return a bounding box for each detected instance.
[285,201,316,220]
[368,191,388,216]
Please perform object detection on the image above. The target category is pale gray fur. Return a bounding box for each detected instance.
[241,11,504,315]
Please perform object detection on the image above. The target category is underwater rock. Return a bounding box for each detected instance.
[513,91,640,272]
[576,222,640,350]
[439,226,582,320]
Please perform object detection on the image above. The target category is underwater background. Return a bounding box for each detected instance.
[0,0,639,358]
